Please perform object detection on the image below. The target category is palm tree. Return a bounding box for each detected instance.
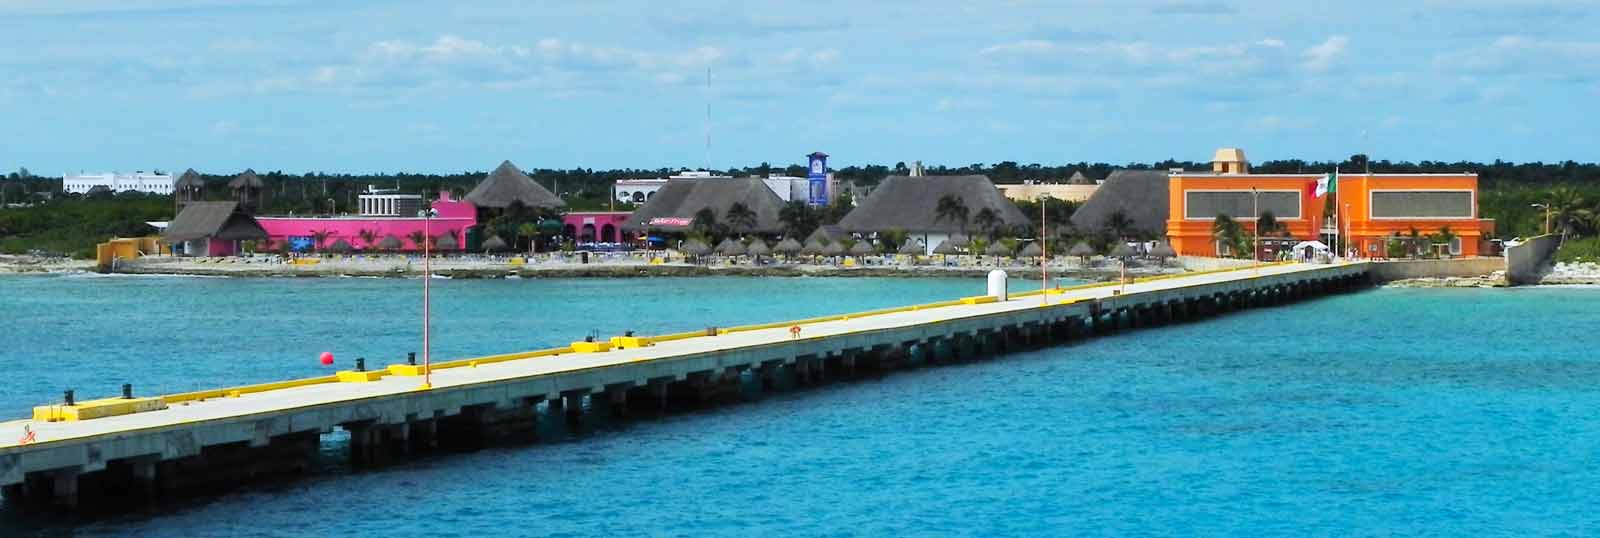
[692,208,721,241]
[356,228,378,250]
[935,194,969,233]
[1256,211,1281,237]
[1212,214,1245,258]
[517,222,539,254]
[778,201,818,239]
[1105,210,1134,240]
[725,202,757,236]
[1547,186,1588,243]
[973,208,1000,240]
[310,229,332,252]
[406,230,426,252]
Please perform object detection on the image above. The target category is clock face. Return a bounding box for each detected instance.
[811,160,824,174]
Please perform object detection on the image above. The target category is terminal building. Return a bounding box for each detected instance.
[63,171,174,195]
[1165,148,1493,258]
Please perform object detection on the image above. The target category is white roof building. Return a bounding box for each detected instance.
[63,172,174,195]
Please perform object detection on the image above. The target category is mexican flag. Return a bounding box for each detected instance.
[1314,171,1338,198]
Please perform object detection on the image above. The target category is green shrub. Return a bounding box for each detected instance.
[1555,237,1600,264]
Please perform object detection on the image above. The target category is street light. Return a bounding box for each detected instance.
[1251,187,1260,274]
[1531,203,1551,235]
[417,207,439,390]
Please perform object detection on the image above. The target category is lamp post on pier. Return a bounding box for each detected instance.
[418,207,438,390]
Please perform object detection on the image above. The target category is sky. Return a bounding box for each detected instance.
[1,0,1596,175]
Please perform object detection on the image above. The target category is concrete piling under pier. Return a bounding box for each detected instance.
[0,262,1371,514]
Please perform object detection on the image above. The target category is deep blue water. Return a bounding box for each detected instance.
[2,275,1599,536]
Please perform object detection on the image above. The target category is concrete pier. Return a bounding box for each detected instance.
[0,261,1369,513]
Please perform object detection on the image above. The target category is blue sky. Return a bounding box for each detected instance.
[2,0,1596,175]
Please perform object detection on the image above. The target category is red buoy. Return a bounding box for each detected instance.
[319,351,334,366]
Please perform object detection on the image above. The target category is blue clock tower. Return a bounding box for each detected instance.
[806,151,829,206]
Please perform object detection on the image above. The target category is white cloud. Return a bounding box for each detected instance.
[1435,36,1600,80]
[1301,35,1348,73]
[979,38,1290,79]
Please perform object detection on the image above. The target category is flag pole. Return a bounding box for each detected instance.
[1040,196,1047,306]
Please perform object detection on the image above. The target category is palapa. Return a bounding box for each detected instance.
[465,160,564,209]
[745,239,771,256]
[821,242,846,256]
[1067,242,1095,257]
[774,237,803,254]
[985,241,1012,256]
[378,235,404,250]
[897,240,924,255]
[1018,242,1043,257]
[715,238,746,256]
[481,235,509,251]
[801,238,828,256]
[848,241,875,256]
[435,234,459,250]
[680,239,712,256]
[326,238,353,253]
[1109,242,1138,258]
[932,240,960,255]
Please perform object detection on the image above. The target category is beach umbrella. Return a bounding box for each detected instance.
[378,235,404,251]
[1068,241,1095,261]
[848,241,875,256]
[932,240,960,255]
[1018,241,1043,257]
[746,239,771,256]
[822,242,845,257]
[897,240,924,255]
[774,237,803,254]
[680,239,712,257]
[435,234,459,250]
[1150,241,1177,266]
[482,235,509,252]
[715,238,746,256]
[985,241,1012,257]
[1109,242,1138,259]
[327,239,353,253]
[801,238,828,256]
[947,233,971,247]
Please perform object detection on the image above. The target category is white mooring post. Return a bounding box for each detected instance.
[987,270,1008,301]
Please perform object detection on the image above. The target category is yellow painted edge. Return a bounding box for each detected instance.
[336,370,387,383]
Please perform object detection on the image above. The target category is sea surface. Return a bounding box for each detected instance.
[2,274,1599,536]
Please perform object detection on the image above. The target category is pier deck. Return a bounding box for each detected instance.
[0,261,1371,509]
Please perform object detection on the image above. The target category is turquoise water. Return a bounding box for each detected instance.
[3,275,1599,536]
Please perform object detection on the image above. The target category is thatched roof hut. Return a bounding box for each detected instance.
[801,237,828,256]
[1018,242,1043,257]
[1109,242,1138,259]
[947,233,971,247]
[837,175,1032,234]
[482,235,509,251]
[715,238,746,256]
[174,169,206,191]
[327,239,353,253]
[933,240,960,255]
[897,240,924,255]
[1150,241,1177,258]
[162,201,266,243]
[746,239,771,256]
[1066,171,1096,185]
[378,235,404,250]
[848,241,875,256]
[985,241,1012,256]
[623,177,787,234]
[774,237,803,254]
[822,242,845,256]
[1070,169,1170,238]
[465,160,564,209]
[227,169,264,189]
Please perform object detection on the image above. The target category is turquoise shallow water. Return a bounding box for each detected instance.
[2,275,1599,536]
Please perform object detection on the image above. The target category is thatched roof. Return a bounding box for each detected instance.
[1109,242,1138,258]
[1019,242,1043,257]
[802,237,828,255]
[1151,241,1177,258]
[482,235,509,251]
[327,239,353,253]
[774,237,803,254]
[174,169,205,190]
[1066,171,1096,185]
[623,177,786,233]
[715,238,745,256]
[378,235,404,250]
[848,241,875,255]
[897,240,923,254]
[837,175,1031,234]
[947,233,971,247]
[465,160,564,209]
[162,201,267,242]
[746,239,771,256]
[985,241,1012,256]
[1068,242,1095,257]
[436,234,459,250]
[1070,169,1169,237]
[228,169,264,189]
[680,239,712,256]
[822,242,845,256]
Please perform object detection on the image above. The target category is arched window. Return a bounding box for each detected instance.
[632,192,645,203]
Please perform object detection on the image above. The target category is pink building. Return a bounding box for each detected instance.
[562,211,634,244]
[256,191,477,252]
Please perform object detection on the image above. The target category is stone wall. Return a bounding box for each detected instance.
[1368,258,1505,282]
[1505,234,1560,285]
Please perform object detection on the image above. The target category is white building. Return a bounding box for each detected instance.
[761,175,810,203]
[613,171,735,204]
[63,172,174,195]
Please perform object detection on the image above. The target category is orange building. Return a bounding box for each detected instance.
[1166,148,1494,258]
